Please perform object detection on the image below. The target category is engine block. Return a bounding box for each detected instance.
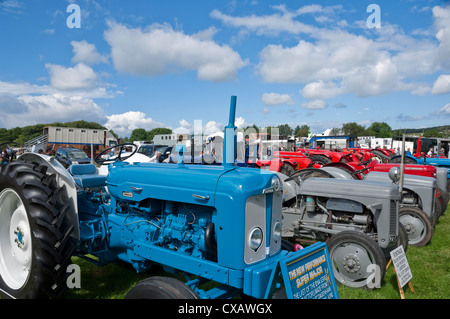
[77,194,217,270]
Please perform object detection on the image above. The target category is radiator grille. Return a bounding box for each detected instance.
[390,200,398,235]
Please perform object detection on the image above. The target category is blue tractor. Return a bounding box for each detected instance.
[0,97,331,299]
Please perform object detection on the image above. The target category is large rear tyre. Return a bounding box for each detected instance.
[309,155,332,167]
[327,231,386,289]
[0,162,75,298]
[279,163,296,177]
[390,156,417,164]
[371,150,390,163]
[125,276,199,299]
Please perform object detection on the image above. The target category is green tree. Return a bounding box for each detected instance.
[329,127,343,135]
[129,128,148,142]
[423,129,443,138]
[342,122,366,136]
[278,124,293,137]
[366,122,392,138]
[294,125,310,137]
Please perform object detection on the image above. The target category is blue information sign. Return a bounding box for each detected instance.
[266,242,339,299]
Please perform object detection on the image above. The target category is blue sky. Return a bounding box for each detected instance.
[0,0,449,137]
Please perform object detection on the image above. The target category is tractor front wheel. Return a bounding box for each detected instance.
[399,206,433,247]
[125,276,199,299]
[327,231,386,289]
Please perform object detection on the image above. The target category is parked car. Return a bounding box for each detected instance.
[55,148,91,168]
[136,144,168,158]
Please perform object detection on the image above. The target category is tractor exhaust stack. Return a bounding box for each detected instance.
[223,96,237,166]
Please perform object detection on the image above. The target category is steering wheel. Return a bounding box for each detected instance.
[0,141,20,149]
[95,143,138,166]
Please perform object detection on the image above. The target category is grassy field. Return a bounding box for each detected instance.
[64,204,450,300]
[337,204,450,299]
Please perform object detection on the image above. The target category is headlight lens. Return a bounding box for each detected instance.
[273,221,282,243]
[249,227,263,251]
[271,176,281,191]
[388,167,400,183]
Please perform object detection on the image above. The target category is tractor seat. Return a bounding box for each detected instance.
[68,164,107,188]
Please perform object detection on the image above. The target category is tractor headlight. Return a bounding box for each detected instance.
[249,227,263,251]
[272,221,282,243]
[388,167,400,184]
[271,176,281,191]
[264,176,282,194]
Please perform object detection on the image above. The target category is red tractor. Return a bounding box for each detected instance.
[255,147,377,176]
[254,150,313,176]
[296,148,346,166]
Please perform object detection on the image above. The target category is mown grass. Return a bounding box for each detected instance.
[65,205,450,299]
[338,204,450,299]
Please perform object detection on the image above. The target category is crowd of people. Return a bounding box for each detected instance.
[0,144,56,167]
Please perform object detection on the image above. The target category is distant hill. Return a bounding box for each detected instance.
[395,125,450,138]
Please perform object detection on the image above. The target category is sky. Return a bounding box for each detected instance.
[0,0,450,138]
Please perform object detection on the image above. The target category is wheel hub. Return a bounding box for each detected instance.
[0,188,32,290]
[342,254,361,273]
[403,222,415,234]
[14,226,25,249]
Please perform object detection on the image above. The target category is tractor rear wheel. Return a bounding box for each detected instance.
[390,156,417,164]
[399,206,433,247]
[309,155,332,167]
[0,162,75,298]
[287,168,334,185]
[125,276,199,299]
[327,231,386,289]
[371,150,390,163]
[279,163,295,177]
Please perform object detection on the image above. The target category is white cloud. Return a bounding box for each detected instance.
[173,119,192,134]
[216,4,450,102]
[258,30,404,99]
[301,81,342,100]
[396,113,427,122]
[71,40,108,65]
[45,63,98,91]
[104,21,248,82]
[261,92,294,105]
[434,103,450,117]
[171,116,252,135]
[210,4,343,37]
[104,111,163,137]
[0,94,105,128]
[0,80,53,96]
[235,116,253,128]
[0,0,24,15]
[0,78,114,99]
[210,7,316,36]
[203,121,224,135]
[301,99,328,110]
[431,74,450,94]
[258,40,325,83]
[432,6,450,70]
[173,119,225,135]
